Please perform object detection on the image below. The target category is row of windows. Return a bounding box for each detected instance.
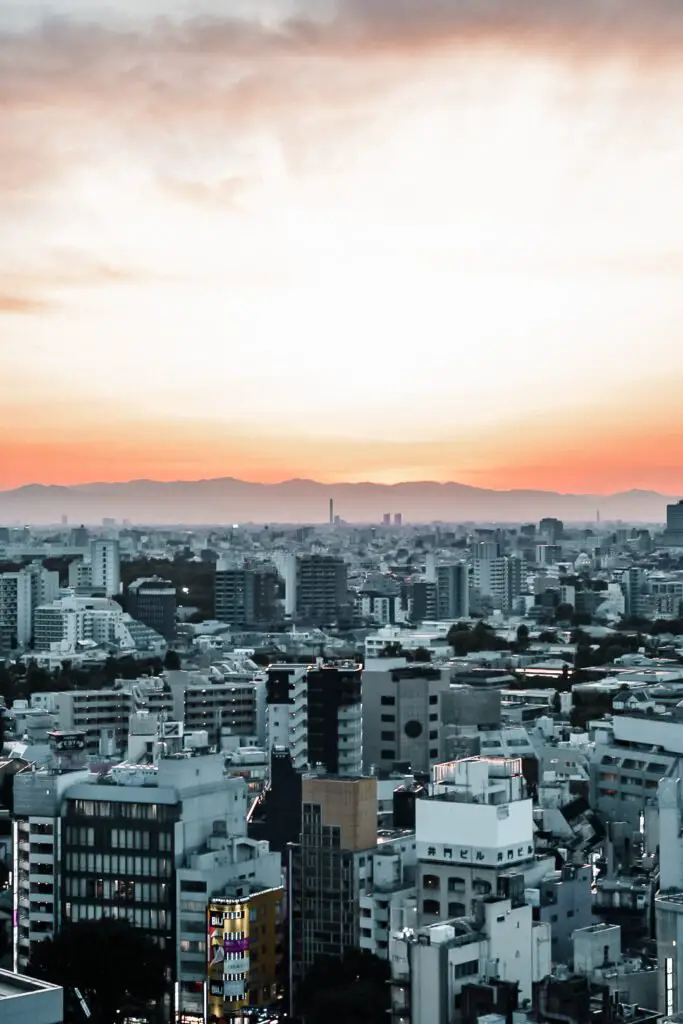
[382,749,439,760]
[423,875,491,894]
[72,800,176,821]
[423,899,466,917]
[65,826,171,852]
[380,730,438,741]
[380,695,439,706]
[64,853,172,877]
[65,877,170,902]
[381,714,439,723]
[66,902,169,933]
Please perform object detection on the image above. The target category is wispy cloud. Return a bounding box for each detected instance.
[0,294,51,315]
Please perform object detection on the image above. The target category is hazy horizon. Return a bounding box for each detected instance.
[3,0,683,493]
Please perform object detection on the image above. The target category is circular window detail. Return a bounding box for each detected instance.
[404,719,423,739]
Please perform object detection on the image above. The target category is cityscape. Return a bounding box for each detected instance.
[1,501,683,1023]
[5,1,683,1024]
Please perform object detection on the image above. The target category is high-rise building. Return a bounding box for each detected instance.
[0,569,33,648]
[394,513,402,527]
[425,561,469,619]
[383,513,391,527]
[470,554,522,613]
[293,554,348,625]
[361,663,451,774]
[266,661,362,775]
[539,517,564,542]
[290,774,378,984]
[214,562,280,627]
[664,500,683,546]
[127,576,177,640]
[329,497,334,525]
[89,538,121,597]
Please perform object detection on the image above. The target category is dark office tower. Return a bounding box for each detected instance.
[539,517,564,542]
[409,580,437,622]
[248,747,303,856]
[394,513,402,527]
[329,497,334,525]
[295,554,348,625]
[290,775,377,985]
[127,576,177,640]
[266,661,363,775]
[214,562,280,627]
[70,525,89,548]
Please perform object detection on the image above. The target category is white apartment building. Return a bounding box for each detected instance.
[358,832,417,960]
[33,593,134,652]
[0,569,33,647]
[265,662,363,776]
[13,758,92,971]
[89,538,121,597]
[655,777,683,1018]
[165,667,266,748]
[390,895,551,1024]
[470,555,523,613]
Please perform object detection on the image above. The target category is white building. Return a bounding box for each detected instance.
[89,538,121,597]
[415,757,552,927]
[33,592,135,653]
[0,569,33,647]
[390,895,551,1024]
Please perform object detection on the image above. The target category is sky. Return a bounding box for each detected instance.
[2,0,683,494]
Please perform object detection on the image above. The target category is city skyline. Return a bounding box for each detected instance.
[3,0,683,493]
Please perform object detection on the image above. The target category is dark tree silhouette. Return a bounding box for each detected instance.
[163,649,181,671]
[296,949,390,1024]
[28,918,167,1024]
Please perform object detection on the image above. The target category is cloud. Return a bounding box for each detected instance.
[0,295,51,315]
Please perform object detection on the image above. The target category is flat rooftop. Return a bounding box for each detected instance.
[0,969,61,999]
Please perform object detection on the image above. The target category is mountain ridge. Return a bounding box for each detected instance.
[0,478,674,525]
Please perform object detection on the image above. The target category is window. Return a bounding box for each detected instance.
[447,877,466,892]
[429,695,438,705]
[423,874,440,891]
[381,731,395,741]
[430,748,439,758]
[181,879,207,893]
[422,899,440,916]
[381,750,396,760]
[429,730,438,740]
[429,713,438,722]
[453,959,478,979]
[380,696,396,706]
[380,714,395,723]
[448,902,466,917]
[404,720,422,739]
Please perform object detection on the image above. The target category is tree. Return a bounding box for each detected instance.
[296,949,390,1024]
[410,646,432,663]
[163,649,181,671]
[28,918,167,1024]
[516,624,529,650]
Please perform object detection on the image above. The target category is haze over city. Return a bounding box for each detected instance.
[3,0,683,494]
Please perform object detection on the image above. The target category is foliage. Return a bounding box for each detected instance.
[28,918,167,1024]
[163,649,181,671]
[296,949,390,1024]
[446,620,510,657]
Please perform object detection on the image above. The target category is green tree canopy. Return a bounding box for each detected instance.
[28,918,167,1024]
[296,949,390,1024]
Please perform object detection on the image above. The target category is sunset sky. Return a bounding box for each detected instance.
[3,0,683,494]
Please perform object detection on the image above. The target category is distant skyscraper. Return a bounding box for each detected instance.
[394,512,402,527]
[665,501,683,546]
[382,513,391,526]
[329,497,334,525]
[89,539,121,597]
[127,576,177,640]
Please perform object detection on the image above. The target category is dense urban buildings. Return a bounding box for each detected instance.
[1,500,683,1023]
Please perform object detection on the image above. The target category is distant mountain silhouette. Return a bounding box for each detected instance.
[0,478,673,525]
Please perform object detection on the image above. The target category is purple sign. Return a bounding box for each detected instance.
[223,937,250,954]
